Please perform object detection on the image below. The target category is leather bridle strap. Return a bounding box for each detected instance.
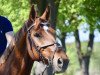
[27,31,48,63]
[27,32,35,59]
[27,24,59,65]
[27,30,58,64]
[37,43,57,51]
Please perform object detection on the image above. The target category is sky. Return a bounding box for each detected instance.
[66,29,100,43]
[65,23,100,43]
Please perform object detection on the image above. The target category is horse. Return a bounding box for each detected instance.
[0,5,69,75]
[34,47,69,75]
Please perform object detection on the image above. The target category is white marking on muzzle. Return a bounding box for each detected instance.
[43,26,49,31]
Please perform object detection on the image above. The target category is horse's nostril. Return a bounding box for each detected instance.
[58,58,62,64]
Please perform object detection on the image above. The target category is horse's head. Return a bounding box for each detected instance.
[26,5,69,73]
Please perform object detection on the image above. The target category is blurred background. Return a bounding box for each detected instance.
[0,0,100,75]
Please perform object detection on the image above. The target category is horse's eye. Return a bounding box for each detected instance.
[40,24,44,27]
[34,33,41,37]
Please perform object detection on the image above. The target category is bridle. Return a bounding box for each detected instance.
[27,22,60,66]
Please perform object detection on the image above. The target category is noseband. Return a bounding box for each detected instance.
[27,24,59,65]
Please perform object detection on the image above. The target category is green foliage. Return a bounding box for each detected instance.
[90,42,100,70]
[0,0,30,33]
[79,0,100,33]
[57,0,100,35]
[57,0,83,35]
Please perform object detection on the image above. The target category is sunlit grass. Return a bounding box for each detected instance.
[90,42,100,75]
[65,42,100,75]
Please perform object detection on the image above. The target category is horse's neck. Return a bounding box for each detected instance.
[11,24,34,75]
[2,46,33,75]
[15,21,32,49]
[14,24,27,48]
[0,24,34,75]
[14,45,33,75]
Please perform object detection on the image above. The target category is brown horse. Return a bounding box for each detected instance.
[0,5,69,75]
[34,47,69,75]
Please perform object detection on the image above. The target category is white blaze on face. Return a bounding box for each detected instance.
[41,22,49,31]
[43,25,49,31]
[41,22,56,51]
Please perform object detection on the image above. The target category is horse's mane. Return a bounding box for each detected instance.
[14,21,28,43]
[0,20,31,62]
[14,20,32,42]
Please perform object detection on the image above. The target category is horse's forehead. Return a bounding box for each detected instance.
[35,18,47,23]
[34,18,40,24]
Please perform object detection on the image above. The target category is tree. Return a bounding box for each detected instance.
[0,0,30,32]
[57,0,100,75]
[74,0,100,75]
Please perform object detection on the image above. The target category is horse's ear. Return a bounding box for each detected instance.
[40,6,50,20]
[29,4,36,22]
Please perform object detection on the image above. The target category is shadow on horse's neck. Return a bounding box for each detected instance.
[0,21,34,75]
[15,21,30,49]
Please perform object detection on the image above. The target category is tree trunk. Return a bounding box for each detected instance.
[81,33,94,75]
[74,29,94,75]
[60,32,67,52]
[81,55,90,75]
[74,29,82,66]
[47,0,60,29]
[30,0,47,15]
